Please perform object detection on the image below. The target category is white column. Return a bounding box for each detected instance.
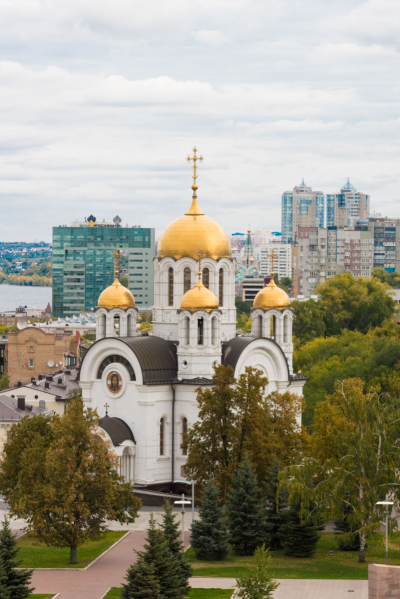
[263,313,271,338]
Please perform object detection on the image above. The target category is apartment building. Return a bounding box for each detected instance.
[367,217,400,273]
[260,243,292,280]
[281,181,325,244]
[326,179,370,228]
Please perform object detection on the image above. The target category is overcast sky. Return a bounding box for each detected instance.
[0,0,399,242]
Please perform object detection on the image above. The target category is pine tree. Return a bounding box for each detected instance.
[278,501,320,558]
[227,457,266,556]
[264,461,288,550]
[191,480,229,560]
[0,517,33,599]
[121,559,160,599]
[0,557,10,599]
[334,499,361,552]
[160,500,191,596]
[136,515,183,599]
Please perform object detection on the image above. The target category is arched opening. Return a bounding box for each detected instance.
[219,268,224,306]
[212,316,218,345]
[270,315,276,340]
[160,417,165,456]
[127,313,135,336]
[255,314,262,338]
[113,315,120,337]
[98,313,106,338]
[202,268,209,289]
[184,316,190,345]
[121,446,134,483]
[182,417,188,456]
[197,317,204,345]
[284,314,290,343]
[168,268,174,306]
[184,268,191,293]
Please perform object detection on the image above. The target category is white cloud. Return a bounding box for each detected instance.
[192,30,229,45]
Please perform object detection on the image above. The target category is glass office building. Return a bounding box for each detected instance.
[52,218,155,317]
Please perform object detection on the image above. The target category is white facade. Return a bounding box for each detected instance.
[260,243,292,279]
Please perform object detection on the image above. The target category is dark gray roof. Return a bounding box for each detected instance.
[222,336,290,379]
[175,377,213,385]
[0,395,49,421]
[98,416,135,446]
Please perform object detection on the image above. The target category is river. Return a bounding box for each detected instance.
[0,285,52,312]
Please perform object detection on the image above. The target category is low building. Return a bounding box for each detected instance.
[0,394,51,457]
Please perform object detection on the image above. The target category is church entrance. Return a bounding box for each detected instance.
[120,446,135,483]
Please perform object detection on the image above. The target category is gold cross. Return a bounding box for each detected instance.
[194,248,207,279]
[267,248,278,276]
[187,147,203,184]
[104,403,109,416]
[112,248,120,277]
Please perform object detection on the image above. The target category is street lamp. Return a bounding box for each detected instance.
[376,500,394,565]
[174,479,195,522]
[174,494,192,549]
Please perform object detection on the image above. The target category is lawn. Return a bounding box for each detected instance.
[17,530,127,569]
[103,589,233,599]
[187,531,400,580]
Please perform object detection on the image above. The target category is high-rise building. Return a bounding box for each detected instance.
[326,179,370,228]
[367,217,400,273]
[281,180,325,243]
[52,216,155,317]
[260,243,292,280]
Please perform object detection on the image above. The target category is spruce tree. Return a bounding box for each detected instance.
[121,559,160,599]
[191,480,229,560]
[0,557,10,599]
[278,501,320,558]
[160,500,191,596]
[136,515,183,599]
[264,461,288,550]
[0,517,33,599]
[227,456,266,556]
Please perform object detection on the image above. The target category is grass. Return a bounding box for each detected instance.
[186,531,400,580]
[103,591,233,599]
[17,530,127,569]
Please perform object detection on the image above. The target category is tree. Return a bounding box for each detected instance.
[190,480,229,560]
[0,559,10,599]
[264,461,288,550]
[372,267,400,289]
[237,313,251,332]
[280,378,400,562]
[291,299,325,346]
[316,273,397,336]
[121,560,160,599]
[0,399,141,564]
[278,500,320,558]
[0,517,33,599]
[227,457,267,556]
[0,373,10,392]
[235,296,252,317]
[236,544,279,599]
[160,501,191,595]
[183,366,305,498]
[136,515,184,599]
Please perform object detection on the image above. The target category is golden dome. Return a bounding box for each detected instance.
[253,279,290,311]
[181,276,219,312]
[98,277,135,310]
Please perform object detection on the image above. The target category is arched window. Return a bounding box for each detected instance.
[168,268,174,306]
[197,317,204,345]
[184,268,191,293]
[212,316,218,345]
[270,315,276,340]
[219,268,224,306]
[182,417,188,456]
[255,314,262,338]
[184,316,190,345]
[114,315,120,337]
[121,446,134,483]
[160,417,165,456]
[284,314,290,343]
[202,268,209,289]
[97,355,136,381]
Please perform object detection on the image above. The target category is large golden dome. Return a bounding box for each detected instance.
[181,276,219,312]
[253,279,290,311]
[157,197,231,261]
[98,277,135,310]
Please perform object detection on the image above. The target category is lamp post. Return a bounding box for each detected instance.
[174,479,195,523]
[174,494,192,549]
[376,500,394,565]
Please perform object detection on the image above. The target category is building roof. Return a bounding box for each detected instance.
[1,368,80,400]
[98,415,135,446]
[222,335,290,379]
[0,395,49,421]
[120,336,177,384]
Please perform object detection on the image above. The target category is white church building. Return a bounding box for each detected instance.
[79,151,306,493]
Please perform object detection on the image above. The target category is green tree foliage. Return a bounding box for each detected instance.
[334,507,361,552]
[0,399,141,563]
[183,366,306,499]
[0,373,10,391]
[237,313,251,332]
[277,277,292,294]
[315,273,397,336]
[0,559,10,599]
[236,544,279,599]
[190,480,229,560]
[121,560,160,599]
[264,461,288,550]
[235,296,252,317]
[136,515,184,599]
[372,267,400,288]
[291,299,326,346]
[295,321,400,425]
[120,275,129,289]
[160,501,191,595]
[227,457,267,556]
[278,500,320,558]
[0,517,33,599]
[280,378,400,562]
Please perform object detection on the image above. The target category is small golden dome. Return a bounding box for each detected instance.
[253,279,290,311]
[98,277,135,310]
[181,277,219,312]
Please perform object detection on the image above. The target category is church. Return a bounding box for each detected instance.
[79,149,306,492]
